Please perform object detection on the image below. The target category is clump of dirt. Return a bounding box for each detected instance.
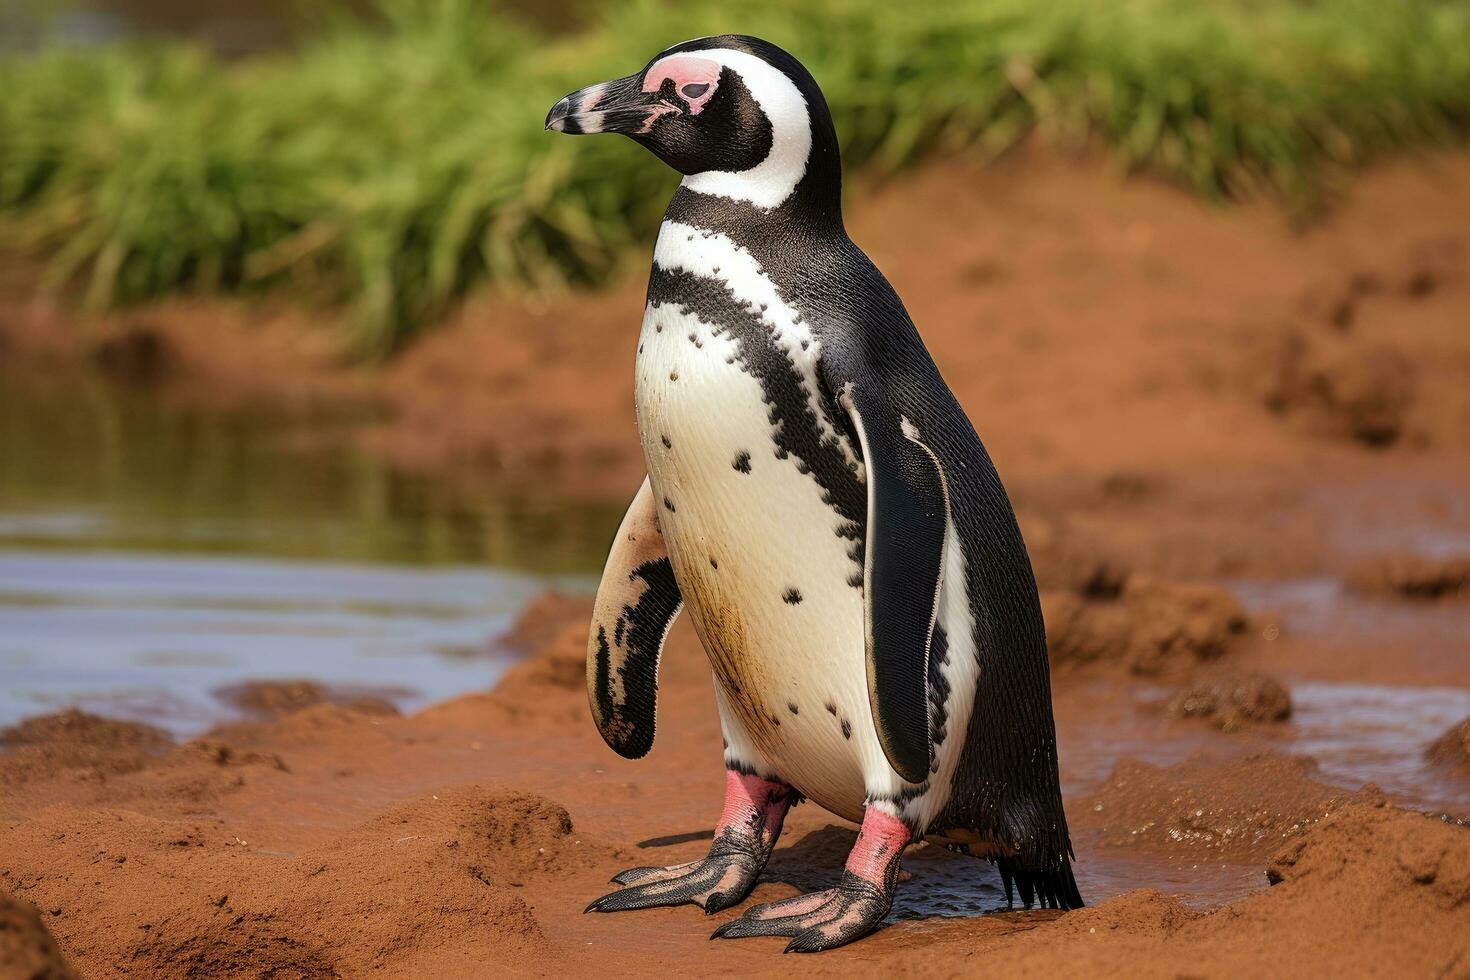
[213,679,401,719]
[0,893,78,980]
[1024,517,1132,598]
[474,595,597,720]
[1347,554,1469,601]
[1077,752,1381,860]
[1264,804,1470,907]
[495,592,595,654]
[1254,328,1416,447]
[90,323,181,385]
[1167,671,1292,731]
[1426,716,1470,774]
[1044,576,1248,674]
[488,623,589,725]
[0,710,173,785]
[350,786,590,878]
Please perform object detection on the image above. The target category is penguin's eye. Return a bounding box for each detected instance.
[680,83,710,100]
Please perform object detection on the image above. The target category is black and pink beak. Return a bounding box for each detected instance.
[545,73,671,136]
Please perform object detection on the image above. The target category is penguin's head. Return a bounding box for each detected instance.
[545,35,839,213]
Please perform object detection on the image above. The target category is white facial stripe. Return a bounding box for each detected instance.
[654,220,864,477]
[675,48,812,210]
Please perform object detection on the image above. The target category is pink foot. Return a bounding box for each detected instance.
[588,770,794,915]
[711,806,911,952]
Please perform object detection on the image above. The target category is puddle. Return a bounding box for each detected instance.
[0,549,593,735]
[1290,682,1470,810]
[0,375,607,733]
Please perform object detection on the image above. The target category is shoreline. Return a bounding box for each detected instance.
[2,591,1467,976]
[3,151,1470,975]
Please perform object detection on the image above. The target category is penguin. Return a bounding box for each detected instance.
[547,35,1082,952]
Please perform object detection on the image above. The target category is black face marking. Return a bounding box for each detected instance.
[669,370,679,381]
[769,714,781,727]
[841,718,852,740]
[629,67,773,177]
[732,450,752,473]
[709,556,719,569]
[782,588,803,605]
[592,557,681,759]
[663,496,676,512]
[661,434,672,449]
[787,702,798,715]
[825,701,837,715]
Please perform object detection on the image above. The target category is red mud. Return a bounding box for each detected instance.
[4,153,1470,975]
[3,598,1467,977]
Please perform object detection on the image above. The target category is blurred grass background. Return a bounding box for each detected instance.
[2,0,1469,355]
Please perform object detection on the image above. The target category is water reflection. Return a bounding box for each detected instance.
[0,371,608,731]
[0,374,618,571]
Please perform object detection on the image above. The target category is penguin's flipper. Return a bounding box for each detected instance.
[836,380,949,785]
[587,477,683,759]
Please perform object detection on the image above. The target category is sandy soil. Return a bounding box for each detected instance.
[3,151,1470,975]
[2,595,1468,978]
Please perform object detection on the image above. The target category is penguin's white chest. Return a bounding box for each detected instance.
[633,287,881,822]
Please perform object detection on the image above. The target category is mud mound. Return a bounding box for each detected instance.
[1166,671,1292,731]
[1253,328,1416,447]
[1348,554,1469,601]
[1265,803,1470,911]
[90,322,181,386]
[982,804,1470,977]
[213,679,401,719]
[1078,752,1381,860]
[348,786,592,879]
[0,790,566,978]
[493,622,587,704]
[0,709,173,785]
[0,894,78,980]
[1024,517,1132,598]
[496,592,595,653]
[1427,716,1470,773]
[1044,576,1248,674]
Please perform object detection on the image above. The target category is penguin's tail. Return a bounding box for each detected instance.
[996,856,1084,911]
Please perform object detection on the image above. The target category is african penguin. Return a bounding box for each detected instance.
[548,35,1082,952]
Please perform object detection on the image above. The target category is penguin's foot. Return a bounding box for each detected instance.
[710,806,910,953]
[586,769,793,916]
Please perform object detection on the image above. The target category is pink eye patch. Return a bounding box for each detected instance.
[643,56,722,115]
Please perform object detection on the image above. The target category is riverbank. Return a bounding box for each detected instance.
[3,151,1469,976]
[2,585,1468,977]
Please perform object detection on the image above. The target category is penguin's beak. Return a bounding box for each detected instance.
[545,73,670,136]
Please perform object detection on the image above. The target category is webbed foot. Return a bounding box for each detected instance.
[587,769,793,915]
[710,805,910,952]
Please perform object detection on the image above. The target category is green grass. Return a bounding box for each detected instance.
[2,0,1469,354]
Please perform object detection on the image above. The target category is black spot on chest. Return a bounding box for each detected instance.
[647,267,866,573]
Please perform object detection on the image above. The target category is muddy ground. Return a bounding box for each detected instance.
[2,150,1470,976]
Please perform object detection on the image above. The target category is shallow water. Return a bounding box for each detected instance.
[0,375,608,732]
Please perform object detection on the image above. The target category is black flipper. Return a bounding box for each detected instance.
[836,381,949,785]
[587,477,683,758]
